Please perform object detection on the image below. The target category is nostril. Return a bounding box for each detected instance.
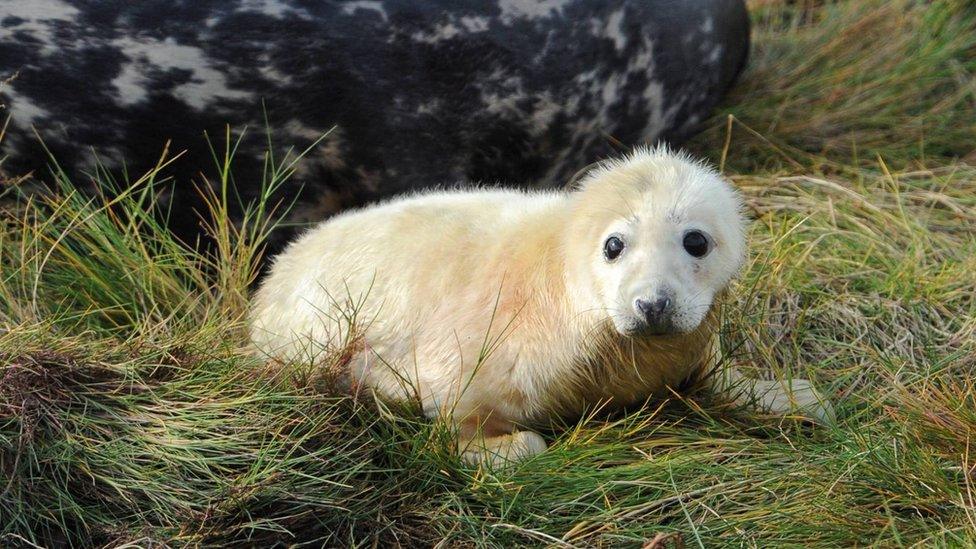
[635,298,652,319]
[653,296,671,314]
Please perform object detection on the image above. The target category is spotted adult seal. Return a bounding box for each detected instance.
[0,0,749,249]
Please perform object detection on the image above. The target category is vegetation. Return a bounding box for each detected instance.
[2,0,975,546]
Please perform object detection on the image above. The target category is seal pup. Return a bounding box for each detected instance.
[250,147,833,465]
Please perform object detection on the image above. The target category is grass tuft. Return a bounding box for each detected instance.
[690,0,976,172]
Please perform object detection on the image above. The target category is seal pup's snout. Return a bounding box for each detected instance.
[634,288,676,335]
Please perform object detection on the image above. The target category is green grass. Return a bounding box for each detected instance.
[2,0,976,546]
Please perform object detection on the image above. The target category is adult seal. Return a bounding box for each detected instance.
[0,0,749,248]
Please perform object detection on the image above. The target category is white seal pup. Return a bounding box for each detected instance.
[250,147,833,465]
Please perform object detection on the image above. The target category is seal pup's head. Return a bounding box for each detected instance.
[564,146,747,337]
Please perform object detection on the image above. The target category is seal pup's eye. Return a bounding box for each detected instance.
[683,230,710,258]
[603,235,625,261]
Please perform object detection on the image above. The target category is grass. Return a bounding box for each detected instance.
[2,0,976,545]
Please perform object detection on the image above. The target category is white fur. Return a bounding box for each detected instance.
[250,147,832,466]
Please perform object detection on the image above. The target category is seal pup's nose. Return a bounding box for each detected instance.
[635,292,674,334]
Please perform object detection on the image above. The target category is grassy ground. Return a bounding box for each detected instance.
[2,0,976,546]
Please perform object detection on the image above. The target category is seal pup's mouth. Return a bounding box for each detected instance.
[615,317,686,338]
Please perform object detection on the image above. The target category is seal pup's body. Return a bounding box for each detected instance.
[251,148,832,464]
